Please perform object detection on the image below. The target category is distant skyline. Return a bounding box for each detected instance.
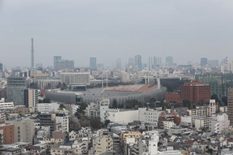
[0,0,233,68]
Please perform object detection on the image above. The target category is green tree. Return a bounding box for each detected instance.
[105,120,110,127]
[59,104,66,110]
[75,103,88,119]
[182,99,192,109]
[90,118,101,130]
[211,94,219,102]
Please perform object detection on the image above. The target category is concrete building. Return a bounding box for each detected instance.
[163,121,175,130]
[60,72,90,85]
[0,123,14,144]
[38,113,56,135]
[107,109,138,124]
[54,56,74,71]
[12,119,35,144]
[228,88,233,125]
[0,102,14,111]
[210,113,230,134]
[138,108,165,128]
[7,77,27,105]
[24,89,38,113]
[91,132,113,155]
[195,117,213,130]
[37,103,59,113]
[56,113,69,132]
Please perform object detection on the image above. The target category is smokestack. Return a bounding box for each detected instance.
[31,38,34,68]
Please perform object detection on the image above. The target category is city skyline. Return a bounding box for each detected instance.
[1,0,233,67]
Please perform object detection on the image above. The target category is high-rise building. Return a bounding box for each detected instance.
[7,77,27,105]
[200,58,208,66]
[165,56,173,66]
[90,57,97,69]
[128,58,134,67]
[134,55,142,70]
[0,63,3,72]
[24,89,38,113]
[153,57,162,68]
[228,88,233,125]
[54,56,74,71]
[116,58,121,69]
[56,113,69,132]
[31,38,34,68]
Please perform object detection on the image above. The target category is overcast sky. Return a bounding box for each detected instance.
[0,0,233,68]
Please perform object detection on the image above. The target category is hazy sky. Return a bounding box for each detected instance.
[1,0,233,68]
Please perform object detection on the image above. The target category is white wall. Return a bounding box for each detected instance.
[107,110,138,124]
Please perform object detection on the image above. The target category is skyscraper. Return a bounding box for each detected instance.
[31,38,34,68]
[116,58,121,69]
[7,77,27,105]
[153,57,162,68]
[134,55,142,70]
[228,88,233,125]
[90,57,97,69]
[165,56,173,66]
[200,58,208,66]
[0,63,3,72]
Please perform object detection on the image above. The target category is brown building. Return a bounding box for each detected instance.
[166,81,211,105]
[228,88,233,125]
[0,123,14,144]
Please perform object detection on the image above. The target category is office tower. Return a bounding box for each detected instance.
[53,56,74,71]
[90,57,97,69]
[116,58,121,69]
[134,55,142,70]
[24,89,38,113]
[153,57,162,68]
[128,58,134,67]
[200,58,208,66]
[148,57,152,71]
[165,56,173,66]
[228,88,233,125]
[31,38,34,68]
[0,63,3,72]
[7,77,27,105]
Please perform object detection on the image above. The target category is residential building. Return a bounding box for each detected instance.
[37,103,59,113]
[7,77,27,105]
[91,132,113,155]
[24,89,38,113]
[228,88,233,125]
[38,113,56,135]
[210,113,230,134]
[56,113,69,132]
[12,119,35,144]
[0,123,14,144]
[0,102,14,111]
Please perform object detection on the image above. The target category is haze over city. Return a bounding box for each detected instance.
[1,0,233,67]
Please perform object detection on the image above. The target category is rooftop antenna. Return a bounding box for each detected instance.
[31,38,34,68]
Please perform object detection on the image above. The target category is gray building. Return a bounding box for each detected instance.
[90,57,97,69]
[165,56,173,66]
[200,58,208,66]
[7,77,27,105]
[134,55,142,70]
[54,56,74,71]
[38,113,56,135]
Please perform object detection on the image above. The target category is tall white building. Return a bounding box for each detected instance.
[56,113,69,132]
[60,72,90,85]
